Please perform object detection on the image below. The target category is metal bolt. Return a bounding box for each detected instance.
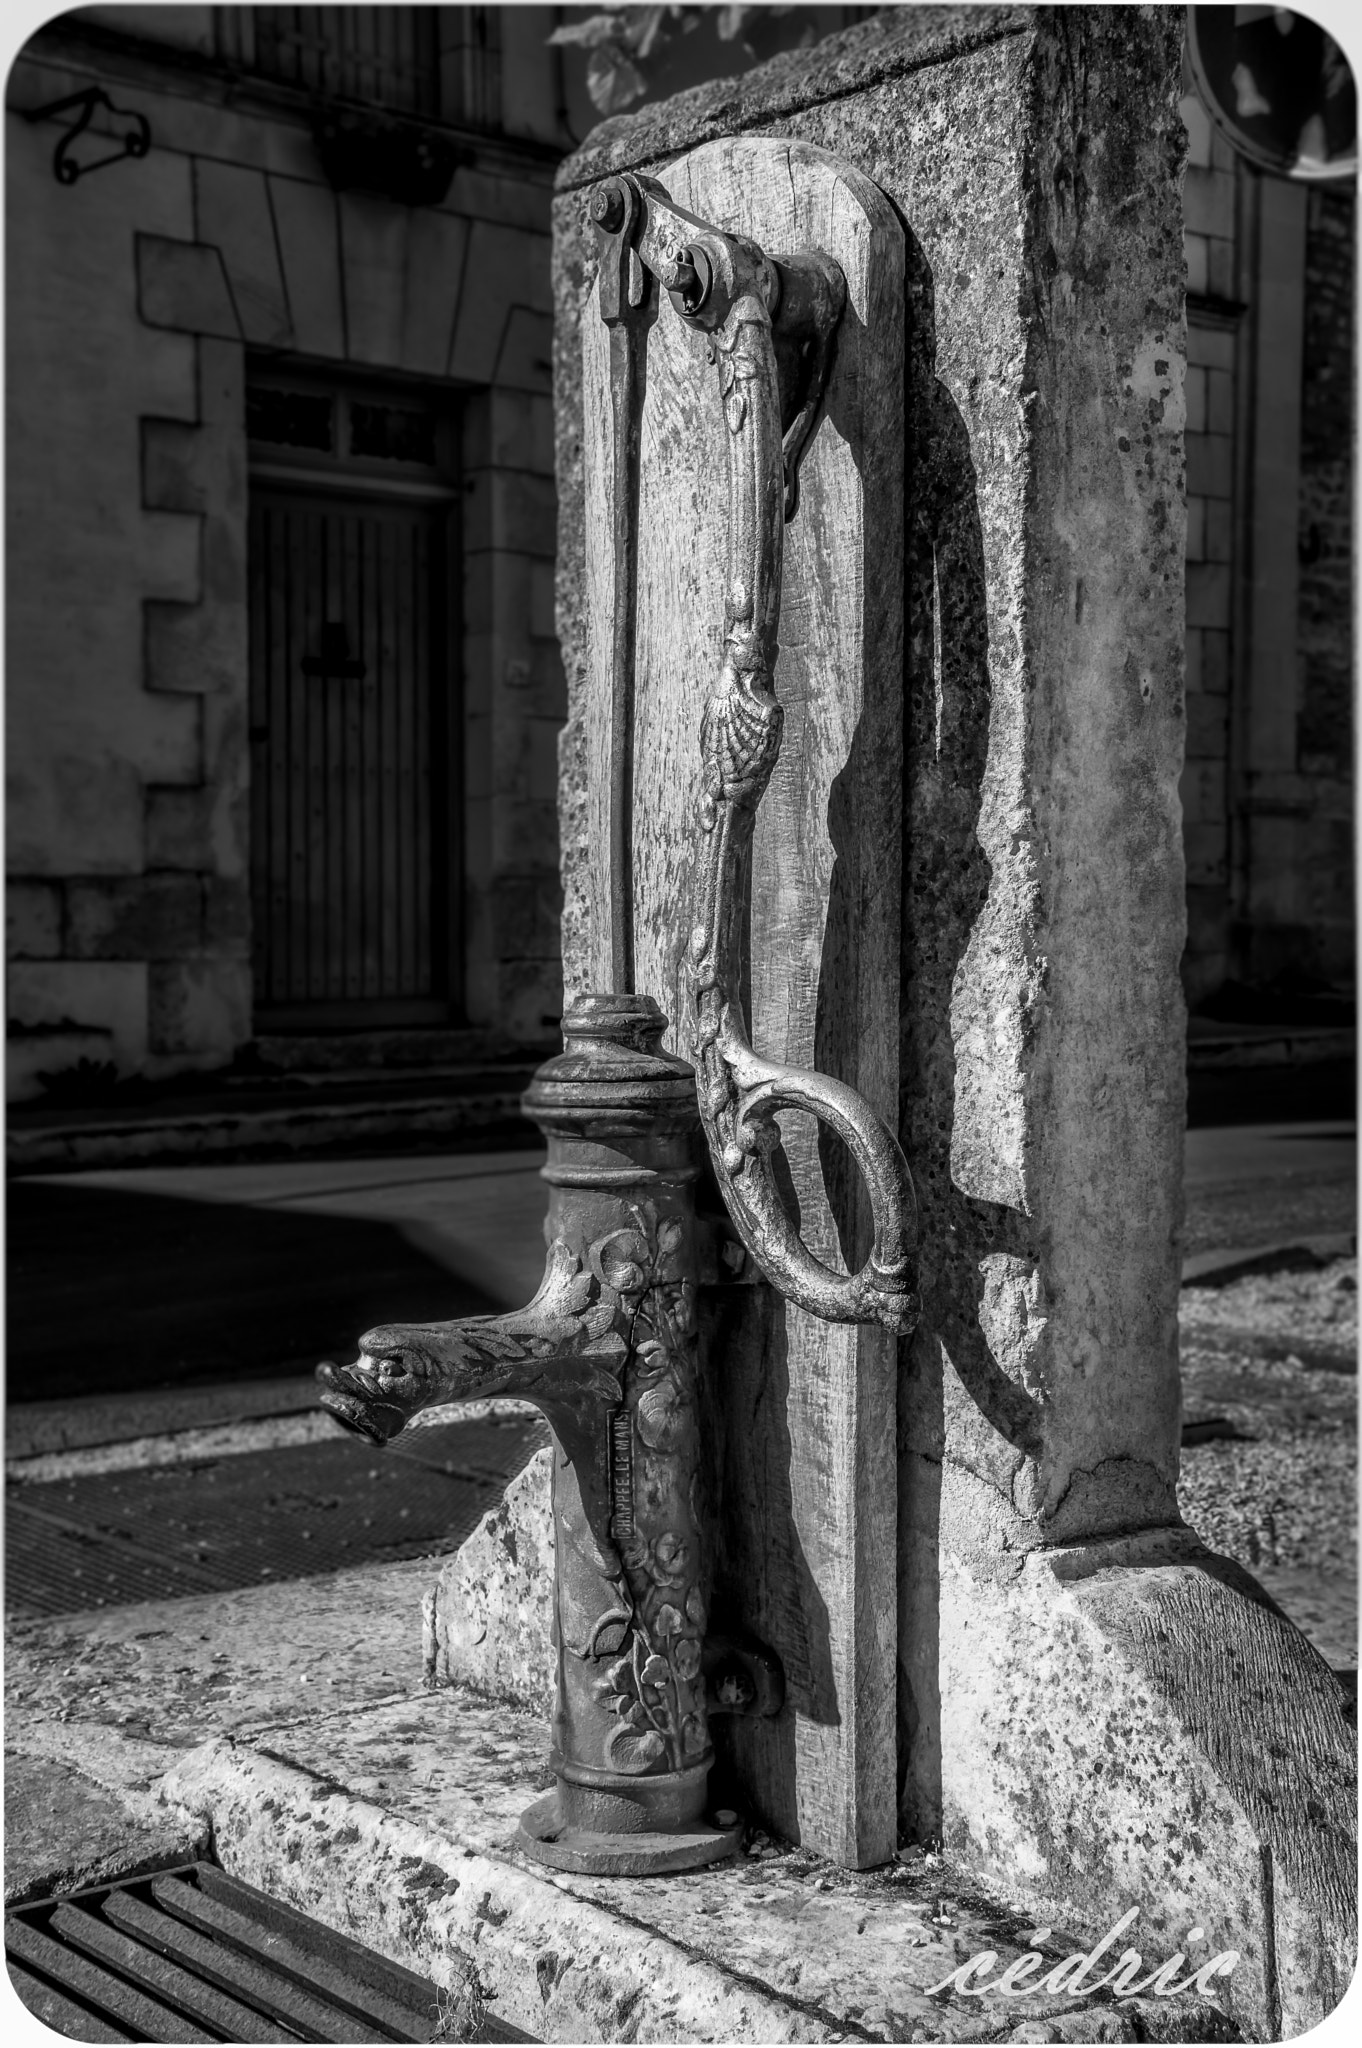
[662,248,700,297]
[590,181,626,233]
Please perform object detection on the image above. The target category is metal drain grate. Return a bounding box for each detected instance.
[5,1859,536,2042]
[6,1417,550,1617]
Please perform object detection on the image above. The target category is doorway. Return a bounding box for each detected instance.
[246,370,462,1030]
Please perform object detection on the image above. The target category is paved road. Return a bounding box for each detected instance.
[6,1150,550,1406]
[8,1124,1354,1407]
[7,1127,1353,1644]
[1184,1119,1355,1259]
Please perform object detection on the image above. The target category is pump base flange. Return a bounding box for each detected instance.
[516,1790,742,1875]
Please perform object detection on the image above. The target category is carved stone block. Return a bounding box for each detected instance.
[423,1444,556,1720]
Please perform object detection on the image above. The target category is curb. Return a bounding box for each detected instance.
[158,1739,843,2044]
[1181,1232,1356,1287]
[1186,1028,1355,1071]
[6,1091,534,1174]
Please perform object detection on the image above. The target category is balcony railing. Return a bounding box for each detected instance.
[215,6,501,129]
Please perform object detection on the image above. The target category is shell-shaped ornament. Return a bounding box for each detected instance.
[699,665,784,828]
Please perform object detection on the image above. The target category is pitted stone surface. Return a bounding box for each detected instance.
[3,1751,205,1906]
[424,1444,557,1718]
[161,1708,1237,2046]
[4,1555,431,1750]
[6,1560,1236,2044]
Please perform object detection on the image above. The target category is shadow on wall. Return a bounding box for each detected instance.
[701,1283,838,1829]
[894,227,1041,1844]
[5,1182,502,1405]
[698,226,1041,1849]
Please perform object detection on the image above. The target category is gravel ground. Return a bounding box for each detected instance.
[1178,1258,1356,1665]
[1180,1255,1357,1368]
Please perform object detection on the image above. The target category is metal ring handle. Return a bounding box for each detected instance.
[717,1030,919,1332]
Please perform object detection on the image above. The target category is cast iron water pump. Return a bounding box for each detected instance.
[319,172,919,1876]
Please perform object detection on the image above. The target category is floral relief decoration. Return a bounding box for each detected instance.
[562,1205,710,1776]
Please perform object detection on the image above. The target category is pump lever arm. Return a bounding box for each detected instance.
[592,175,919,1336]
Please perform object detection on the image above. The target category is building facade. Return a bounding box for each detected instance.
[5,8,1354,1105]
[1180,68,1354,1011]
[7,4,576,1098]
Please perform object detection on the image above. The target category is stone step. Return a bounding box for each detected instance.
[249,1028,529,1073]
[6,1062,542,1174]
[1186,1022,1355,1069]
[4,1560,1239,2046]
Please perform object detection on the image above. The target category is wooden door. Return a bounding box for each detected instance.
[248,490,459,1028]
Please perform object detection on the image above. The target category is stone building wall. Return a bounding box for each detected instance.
[5,4,569,1098]
[7,9,1353,1102]
[1295,183,1354,989]
[1178,75,1355,1011]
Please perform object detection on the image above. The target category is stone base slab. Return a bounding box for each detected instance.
[424,1444,557,1719]
[6,1558,1238,2045]
[437,1475,1356,2040]
[917,1528,1357,2043]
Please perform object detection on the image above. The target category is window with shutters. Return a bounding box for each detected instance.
[214,7,502,129]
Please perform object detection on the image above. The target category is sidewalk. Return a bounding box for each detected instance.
[5,1036,543,1175]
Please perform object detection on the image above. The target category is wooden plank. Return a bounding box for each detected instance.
[582,137,904,1864]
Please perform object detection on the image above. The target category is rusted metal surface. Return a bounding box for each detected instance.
[5,1859,535,2043]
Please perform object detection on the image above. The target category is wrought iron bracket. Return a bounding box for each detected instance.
[25,88,150,186]
[590,173,920,1338]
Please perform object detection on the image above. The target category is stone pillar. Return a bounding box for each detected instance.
[548,9,1354,2039]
